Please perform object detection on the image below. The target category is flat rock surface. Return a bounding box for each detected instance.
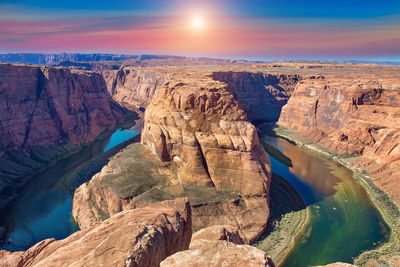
[160,239,275,267]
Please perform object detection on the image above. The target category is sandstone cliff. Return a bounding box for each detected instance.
[277,66,400,207]
[0,63,130,209]
[140,71,272,243]
[212,71,300,122]
[102,66,169,109]
[141,72,271,195]
[0,198,191,267]
[73,70,272,244]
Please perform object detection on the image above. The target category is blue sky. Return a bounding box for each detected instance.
[1,0,399,60]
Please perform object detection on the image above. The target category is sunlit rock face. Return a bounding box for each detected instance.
[277,64,400,208]
[160,225,276,267]
[0,63,129,209]
[73,69,272,244]
[0,63,127,149]
[0,198,192,267]
[102,66,170,109]
[141,71,272,243]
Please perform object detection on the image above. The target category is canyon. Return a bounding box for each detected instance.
[73,69,273,244]
[0,58,399,266]
[277,66,400,209]
[0,63,133,210]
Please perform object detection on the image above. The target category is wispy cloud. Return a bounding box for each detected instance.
[0,1,399,59]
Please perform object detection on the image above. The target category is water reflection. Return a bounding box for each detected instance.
[0,125,140,251]
[261,135,389,266]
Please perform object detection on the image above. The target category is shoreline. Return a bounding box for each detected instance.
[0,115,141,247]
[255,170,311,266]
[277,205,311,266]
[267,124,400,266]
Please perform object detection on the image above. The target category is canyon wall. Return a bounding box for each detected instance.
[141,72,271,194]
[212,71,300,122]
[102,67,169,109]
[0,63,130,209]
[73,70,273,244]
[140,71,272,242]
[278,70,400,207]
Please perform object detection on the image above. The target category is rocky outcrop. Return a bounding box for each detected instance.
[212,71,300,122]
[141,72,271,195]
[141,71,271,242]
[189,225,244,244]
[277,66,400,207]
[72,141,270,244]
[160,225,275,267]
[0,198,192,267]
[102,67,169,108]
[72,143,176,230]
[73,70,272,244]
[0,63,131,209]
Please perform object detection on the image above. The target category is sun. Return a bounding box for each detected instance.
[191,16,204,30]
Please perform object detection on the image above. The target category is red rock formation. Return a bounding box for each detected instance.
[189,225,245,244]
[212,71,300,122]
[161,225,275,267]
[0,63,130,209]
[277,66,400,207]
[0,63,127,149]
[103,66,169,108]
[72,69,272,244]
[141,71,271,243]
[0,198,192,267]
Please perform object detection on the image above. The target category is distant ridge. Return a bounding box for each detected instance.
[0,53,188,64]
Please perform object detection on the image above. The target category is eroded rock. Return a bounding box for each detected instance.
[1,198,192,267]
[277,65,400,208]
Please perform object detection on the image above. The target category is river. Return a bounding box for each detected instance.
[0,124,141,251]
[0,124,390,266]
[261,135,389,266]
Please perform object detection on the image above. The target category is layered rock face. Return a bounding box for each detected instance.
[102,67,169,108]
[0,64,126,149]
[278,66,400,207]
[0,63,129,208]
[161,225,275,267]
[73,70,272,244]
[0,198,191,267]
[212,71,300,122]
[141,72,271,195]
[141,72,271,242]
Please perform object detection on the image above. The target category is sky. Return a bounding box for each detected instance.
[1,0,400,60]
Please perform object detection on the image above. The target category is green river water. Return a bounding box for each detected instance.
[262,135,389,266]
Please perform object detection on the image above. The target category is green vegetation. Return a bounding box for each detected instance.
[255,173,308,266]
[98,143,241,204]
[0,114,138,210]
[0,144,80,204]
[353,170,400,266]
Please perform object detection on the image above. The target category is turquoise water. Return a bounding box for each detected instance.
[0,126,140,251]
[103,128,139,152]
[261,136,389,266]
